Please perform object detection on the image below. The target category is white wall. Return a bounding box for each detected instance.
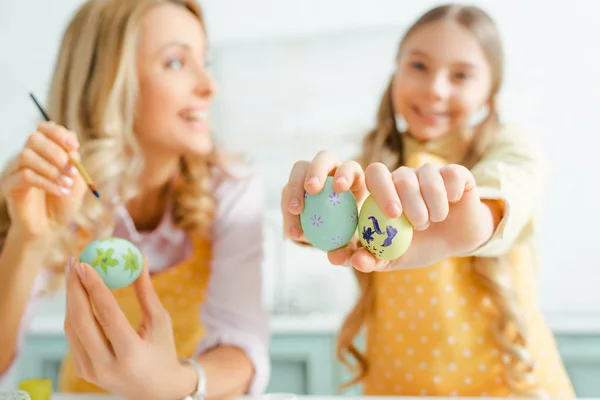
[1,0,599,319]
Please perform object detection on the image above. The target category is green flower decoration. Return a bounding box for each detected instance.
[98,237,116,243]
[122,248,141,277]
[92,248,119,274]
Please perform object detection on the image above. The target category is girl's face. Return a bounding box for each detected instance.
[134,4,216,159]
[392,20,493,141]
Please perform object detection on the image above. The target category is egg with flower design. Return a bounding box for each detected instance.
[358,195,413,260]
[79,237,143,289]
[300,176,359,252]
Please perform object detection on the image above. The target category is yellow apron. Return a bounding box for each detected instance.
[363,153,575,397]
[58,237,211,393]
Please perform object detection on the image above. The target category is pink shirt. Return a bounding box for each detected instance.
[0,165,271,394]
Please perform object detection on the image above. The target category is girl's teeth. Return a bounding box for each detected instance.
[183,111,208,120]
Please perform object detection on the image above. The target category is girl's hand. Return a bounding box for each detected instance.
[64,257,197,400]
[1,122,86,240]
[281,150,368,261]
[343,162,496,272]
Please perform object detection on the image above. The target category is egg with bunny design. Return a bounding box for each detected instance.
[358,195,414,261]
[79,237,143,289]
[300,176,359,252]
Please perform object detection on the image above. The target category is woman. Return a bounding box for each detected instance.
[0,0,270,398]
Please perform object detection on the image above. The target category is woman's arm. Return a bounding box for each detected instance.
[0,230,51,378]
[193,169,270,398]
[60,168,270,400]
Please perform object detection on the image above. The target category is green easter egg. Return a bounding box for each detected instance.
[300,176,358,252]
[358,195,413,260]
[79,237,143,289]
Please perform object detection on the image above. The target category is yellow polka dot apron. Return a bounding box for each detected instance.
[362,152,575,397]
[58,237,211,393]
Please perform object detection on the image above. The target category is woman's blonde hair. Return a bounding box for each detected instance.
[0,0,224,291]
[337,4,541,397]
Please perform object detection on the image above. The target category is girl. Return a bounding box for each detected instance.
[0,0,269,399]
[282,4,574,398]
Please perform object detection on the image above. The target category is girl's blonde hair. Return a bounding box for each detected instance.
[337,4,541,397]
[0,0,224,291]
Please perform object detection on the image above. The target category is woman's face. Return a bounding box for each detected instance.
[134,4,216,159]
[391,20,493,141]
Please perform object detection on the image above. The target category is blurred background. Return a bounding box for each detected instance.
[1,0,599,396]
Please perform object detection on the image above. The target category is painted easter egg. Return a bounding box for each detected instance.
[358,195,414,261]
[300,176,359,252]
[79,237,143,289]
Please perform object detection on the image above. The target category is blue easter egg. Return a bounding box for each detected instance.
[300,176,358,252]
[79,237,143,289]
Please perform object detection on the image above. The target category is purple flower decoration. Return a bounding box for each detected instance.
[331,235,345,246]
[350,210,358,224]
[304,191,308,200]
[311,214,323,227]
[328,191,341,206]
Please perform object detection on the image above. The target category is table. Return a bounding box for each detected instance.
[47,396,600,400]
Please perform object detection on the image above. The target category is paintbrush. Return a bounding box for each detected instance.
[29,93,100,199]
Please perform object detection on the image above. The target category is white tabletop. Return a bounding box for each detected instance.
[47,395,600,400]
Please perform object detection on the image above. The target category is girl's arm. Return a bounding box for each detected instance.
[465,125,549,257]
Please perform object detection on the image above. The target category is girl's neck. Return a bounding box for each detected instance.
[403,127,475,144]
[401,127,475,166]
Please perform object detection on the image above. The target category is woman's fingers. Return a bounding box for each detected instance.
[74,262,138,356]
[132,260,172,341]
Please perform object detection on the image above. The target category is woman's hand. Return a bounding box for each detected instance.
[347,162,497,271]
[64,257,198,400]
[1,122,86,240]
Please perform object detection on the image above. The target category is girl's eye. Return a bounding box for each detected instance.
[455,70,475,82]
[166,58,184,69]
[411,61,426,71]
